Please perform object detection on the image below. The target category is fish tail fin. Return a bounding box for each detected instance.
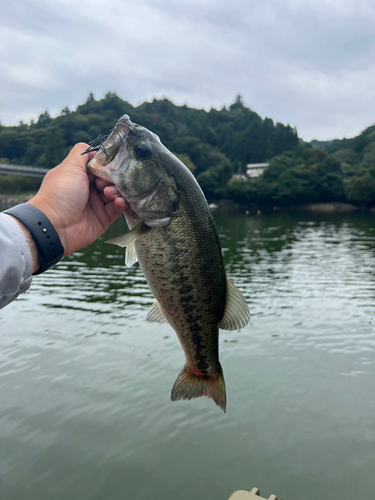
[171,365,226,413]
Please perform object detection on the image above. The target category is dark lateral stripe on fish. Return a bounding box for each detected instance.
[189,322,210,374]
[166,242,214,374]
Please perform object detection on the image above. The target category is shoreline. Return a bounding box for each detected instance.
[209,199,371,214]
[0,193,34,209]
[0,194,372,215]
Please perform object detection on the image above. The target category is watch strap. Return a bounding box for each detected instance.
[4,204,64,275]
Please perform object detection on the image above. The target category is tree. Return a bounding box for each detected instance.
[173,153,196,173]
[246,144,345,205]
[86,92,95,103]
[227,179,258,203]
[37,110,51,126]
[43,127,67,169]
[345,172,375,203]
[0,94,301,190]
[229,94,245,112]
[197,158,233,198]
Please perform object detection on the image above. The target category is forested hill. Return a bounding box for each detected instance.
[0,93,298,190]
[311,124,375,165]
[228,120,375,207]
[308,125,375,204]
[2,92,374,205]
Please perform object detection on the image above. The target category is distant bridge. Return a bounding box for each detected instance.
[0,164,49,178]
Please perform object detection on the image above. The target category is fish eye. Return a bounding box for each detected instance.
[134,142,151,160]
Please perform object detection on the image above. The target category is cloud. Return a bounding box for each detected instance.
[0,0,374,141]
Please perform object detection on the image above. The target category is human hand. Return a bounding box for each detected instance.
[27,143,128,258]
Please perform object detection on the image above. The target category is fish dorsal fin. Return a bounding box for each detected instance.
[218,278,250,331]
[146,299,169,324]
[105,222,149,268]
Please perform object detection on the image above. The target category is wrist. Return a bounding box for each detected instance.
[27,197,67,254]
[3,204,65,275]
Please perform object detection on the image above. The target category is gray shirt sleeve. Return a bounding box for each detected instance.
[0,213,33,309]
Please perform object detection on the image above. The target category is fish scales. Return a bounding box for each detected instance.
[134,187,227,378]
[87,114,250,412]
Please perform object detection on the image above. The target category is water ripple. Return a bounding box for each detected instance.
[1,213,375,500]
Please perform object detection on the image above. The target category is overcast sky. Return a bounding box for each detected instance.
[1,0,374,141]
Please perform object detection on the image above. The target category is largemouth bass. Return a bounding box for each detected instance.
[87,115,250,412]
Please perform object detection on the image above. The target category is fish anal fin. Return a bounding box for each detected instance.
[218,278,251,331]
[171,365,226,413]
[146,299,169,324]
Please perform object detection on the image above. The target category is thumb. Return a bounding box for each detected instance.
[59,143,95,172]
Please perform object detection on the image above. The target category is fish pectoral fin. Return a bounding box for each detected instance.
[105,221,149,247]
[218,278,251,331]
[146,299,169,324]
[105,222,150,268]
[125,243,138,267]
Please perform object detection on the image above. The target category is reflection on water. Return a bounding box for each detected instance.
[1,211,375,500]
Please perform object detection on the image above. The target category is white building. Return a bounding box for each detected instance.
[246,163,269,178]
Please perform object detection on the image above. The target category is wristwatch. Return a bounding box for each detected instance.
[4,204,65,275]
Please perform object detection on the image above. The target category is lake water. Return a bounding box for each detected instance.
[1,210,375,500]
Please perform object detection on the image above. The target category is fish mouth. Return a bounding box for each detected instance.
[86,114,131,182]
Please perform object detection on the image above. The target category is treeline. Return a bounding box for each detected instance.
[310,126,375,204]
[228,145,345,205]
[1,92,374,205]
[0,93,298,196]
[229,127,375,207]
[228,124,375,207]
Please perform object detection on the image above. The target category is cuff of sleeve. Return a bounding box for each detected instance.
[0,213,33,293]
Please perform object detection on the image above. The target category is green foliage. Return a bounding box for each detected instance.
[229,94,245,112]
[171,136,231,178]
[37,110,52,126]
[0,175,42,194]
[43,127,68,168]
[324,125,375,159]
[227,179,258,203]
[237,144,345,205]
[197,157,233,198]
[8,92,375,205]
[345,172,375,203]
[0,94,298,192]
[173,153,196,173]
[326,125,375,205]
[360,141,375,170]
[330,148,359,167]
[225,122,375,206]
